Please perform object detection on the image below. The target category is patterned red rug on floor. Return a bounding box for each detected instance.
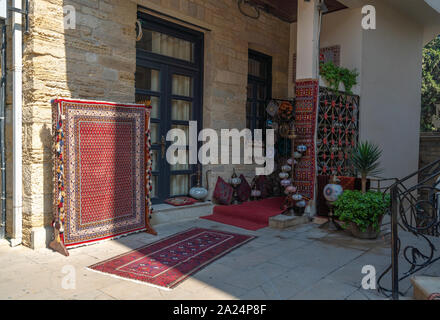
[88,228,255,289]
[201,197,285,231]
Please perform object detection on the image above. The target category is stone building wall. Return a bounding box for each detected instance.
[6,0,290,247]
[419,132,440,170]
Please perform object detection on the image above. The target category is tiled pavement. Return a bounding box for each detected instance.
[0,217,430,300]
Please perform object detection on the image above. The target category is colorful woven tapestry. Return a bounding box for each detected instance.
[294,79,319,199]
[52,99,155,249]
[88,228,255,289]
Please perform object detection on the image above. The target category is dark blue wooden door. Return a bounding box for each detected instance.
[136,12,203,204]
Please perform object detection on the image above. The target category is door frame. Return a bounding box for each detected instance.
[247,49,272,132]
[136,11,204,204]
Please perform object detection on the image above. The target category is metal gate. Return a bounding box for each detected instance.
[316,86,360,177]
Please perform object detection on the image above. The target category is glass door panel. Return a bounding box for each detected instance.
[172,74,193,97]
[137,29,195,63]
[135,66,160,91]
[135,62,164,204]
[170,175,190,196]
[171,100,192,121]
[169,69,195,197]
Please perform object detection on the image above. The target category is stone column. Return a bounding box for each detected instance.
[294,0,320,210]
[296,0,320,80]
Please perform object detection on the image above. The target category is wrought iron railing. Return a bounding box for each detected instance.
[378,158,440,299]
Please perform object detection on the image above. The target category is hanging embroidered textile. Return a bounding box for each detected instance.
[293,79,319,200]
[50,99,156,256]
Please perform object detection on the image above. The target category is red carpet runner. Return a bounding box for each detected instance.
[88,228,254,289]
[201,197,285,231]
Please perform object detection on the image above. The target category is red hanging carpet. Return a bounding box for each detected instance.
[201,197,285,231]
[88,228,254,289]
[52,99,152,249]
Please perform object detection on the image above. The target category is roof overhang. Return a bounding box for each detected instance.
[424,0,440,14]
[339,0,440,44]
[247,0,347,23]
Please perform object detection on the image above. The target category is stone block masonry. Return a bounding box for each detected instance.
[419,133,440,170]
[7,0,290,248]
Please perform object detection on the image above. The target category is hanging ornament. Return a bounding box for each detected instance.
[296,200,307,208]
[279,172,289,179]
[292,194,303,201]
[266,100,279,117]
[297,145,307,153]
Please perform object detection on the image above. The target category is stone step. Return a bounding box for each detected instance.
[151,201,214,226]
[269,214,309,229]
[411,276,440,300]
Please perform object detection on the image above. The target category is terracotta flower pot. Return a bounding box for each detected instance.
[350,216,383,240]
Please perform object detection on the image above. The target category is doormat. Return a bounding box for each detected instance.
[51,99,156,253]
[164,196,199,207]
[87,228,255,289]
[294,79,319,200]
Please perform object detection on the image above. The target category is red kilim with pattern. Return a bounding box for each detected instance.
[294,79,319,199]
[88,228,255,289]
[53,99,149,247]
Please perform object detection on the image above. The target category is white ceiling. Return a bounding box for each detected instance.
[425,0,440,14]
[338,0,440,43]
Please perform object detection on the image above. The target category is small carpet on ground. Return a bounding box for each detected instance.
[164,196,199,207]
[88,228,255,289]
[201,197,285,231]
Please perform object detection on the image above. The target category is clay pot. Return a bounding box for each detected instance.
[350,216,383,240]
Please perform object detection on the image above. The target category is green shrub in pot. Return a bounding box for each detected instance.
[333,190,390,237]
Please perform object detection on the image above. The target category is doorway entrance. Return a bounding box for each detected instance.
[136,12,204,204]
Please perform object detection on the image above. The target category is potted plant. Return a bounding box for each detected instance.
[333,190,391,239]
[319,61,358,94]
[332,141,389,239]
[320,61,342,92]
[351,141,383,193]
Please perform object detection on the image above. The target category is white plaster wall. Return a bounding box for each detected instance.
[359,0,424,182]
[289,3,425,181]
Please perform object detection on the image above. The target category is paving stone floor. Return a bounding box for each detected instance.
[0,218,436,300]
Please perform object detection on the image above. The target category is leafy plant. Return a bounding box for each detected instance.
[340,68,359,95]
[333,190,390,232]
[351,141,382,193]
[320,61,358,94]
[320,61,341,91]
[421,35,440,132]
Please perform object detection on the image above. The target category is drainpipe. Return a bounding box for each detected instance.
[10,0,22,247]
[0,22,6,240]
